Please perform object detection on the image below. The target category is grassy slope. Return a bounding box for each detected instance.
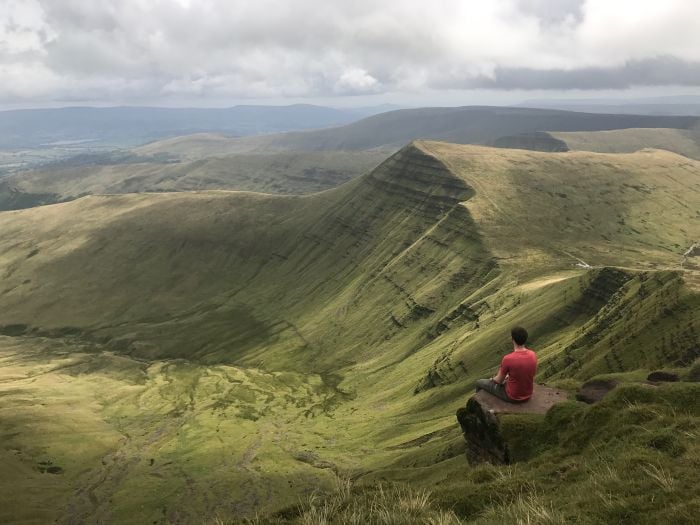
[550,128,700,160]
[133,132,247,159]
[133,106,700,157]
[0,150,390,210]
[423,142,699,270]
[0,142,698,523]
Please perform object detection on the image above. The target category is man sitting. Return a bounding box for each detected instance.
[475,326,537,403]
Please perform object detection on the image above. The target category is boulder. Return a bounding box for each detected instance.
[576,379,619,404]
[456,384,567,464]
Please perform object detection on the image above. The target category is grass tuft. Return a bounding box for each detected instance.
[476,492,567,525]
[294,478,463,525]
[640,462,675,492]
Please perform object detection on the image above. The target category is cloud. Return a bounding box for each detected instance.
[440,56,700,90]
[0,0,699,104]
[515,0,585,25]
[334,68,380,94]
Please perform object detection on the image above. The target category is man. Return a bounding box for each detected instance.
[475,326,537,403]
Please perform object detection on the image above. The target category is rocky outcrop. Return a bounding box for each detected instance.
[456,385,567,464]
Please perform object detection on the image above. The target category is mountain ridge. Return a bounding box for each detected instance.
[0,141,698,522]
[0,141,696,368]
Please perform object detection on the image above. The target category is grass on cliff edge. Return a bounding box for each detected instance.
[237,380,699,525]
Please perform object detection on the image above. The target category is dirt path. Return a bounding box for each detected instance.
[561,250,593,268]
[681,242,698,268]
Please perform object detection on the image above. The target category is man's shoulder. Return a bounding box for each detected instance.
[505,349,537,360]
[502,351,518,362]
[522,348,537,359]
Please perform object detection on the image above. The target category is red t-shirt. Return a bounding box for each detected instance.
[499,349,537,401]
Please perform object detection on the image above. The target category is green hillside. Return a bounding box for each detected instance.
[0,150,389,211]
[0,142,698,523]
[134,132,266,160]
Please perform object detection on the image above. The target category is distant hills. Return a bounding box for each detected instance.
[0,104,387,149]
[135,106,700,157]
[4,106,700,211]
[5,103,700,154]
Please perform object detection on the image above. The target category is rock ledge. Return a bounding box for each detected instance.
[456,384,567,464]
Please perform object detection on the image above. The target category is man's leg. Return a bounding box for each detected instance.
[475,379,511,402]
[475,378,491,392]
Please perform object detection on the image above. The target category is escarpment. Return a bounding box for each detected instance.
[364,143,474,209]
[1,141,696,380]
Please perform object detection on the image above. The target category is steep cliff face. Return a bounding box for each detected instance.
[541,270,700,379]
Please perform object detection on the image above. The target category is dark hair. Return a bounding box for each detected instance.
[511,326,528,346]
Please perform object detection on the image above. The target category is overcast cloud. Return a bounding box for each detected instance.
[1,0,699,106]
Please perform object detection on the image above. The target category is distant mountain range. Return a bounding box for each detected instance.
[134,106,700,157]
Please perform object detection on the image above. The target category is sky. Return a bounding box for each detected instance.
[1,0,700,109]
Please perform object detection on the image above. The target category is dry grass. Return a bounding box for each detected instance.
[640,463,675,492]
[296,479,463,525]
[476,493,567,525]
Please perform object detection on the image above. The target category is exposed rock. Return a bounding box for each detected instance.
[576,379,619,404]
[646,371,680,383]
[456,385,567,464]
[292,450,338,473]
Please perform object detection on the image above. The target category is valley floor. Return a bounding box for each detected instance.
[0,337,346,523]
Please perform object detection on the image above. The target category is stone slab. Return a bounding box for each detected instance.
[474,384,568,415]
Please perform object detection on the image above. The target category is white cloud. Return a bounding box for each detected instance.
[0,0,51,53]
[334,68,379,94]
[0,0,698,104]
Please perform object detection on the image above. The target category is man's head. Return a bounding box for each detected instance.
[511,326,528,346]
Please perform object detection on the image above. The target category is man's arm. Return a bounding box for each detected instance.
[492,367,506,384]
